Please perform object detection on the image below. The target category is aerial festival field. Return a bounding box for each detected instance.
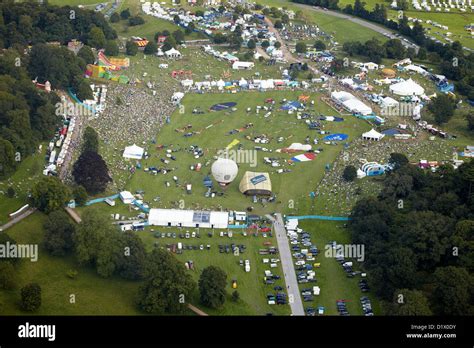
[94,91,370,217]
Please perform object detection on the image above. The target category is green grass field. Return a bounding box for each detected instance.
[0,145,46,223]
[0,211,291,315]
[93,90,369,217]
[0,213,142,315]
[329,0,473,48]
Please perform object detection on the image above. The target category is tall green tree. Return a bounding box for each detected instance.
[72,151,111,194]
[126,40,138,56]
[432,266,473,315]
[116,231,147,280]
[0,138,16,179]
[295,42,307,54]
[43,210,76,256]
[199,266,227,308]
[77,45,95,65]
[429,94,455,125]
[389,289,432,315]
[74,209,122,277]
[105,40,119,56]
[20,283,41,312]
[144,41,158,55]
[82,127,99,153]
[88,27,106,49]
[31,176,71,213]
[0,262,17,290]
[138,249,196,314]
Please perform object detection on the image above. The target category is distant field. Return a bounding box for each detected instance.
[311,0,473,48]
[256,0,387,43]
[48,0,103,6]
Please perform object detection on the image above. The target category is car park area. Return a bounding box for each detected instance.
[286,219,380,315]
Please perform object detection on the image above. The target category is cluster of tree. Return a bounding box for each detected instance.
[199,266,227,308]
[72,126,111,194]
[343,38,417,64]
[0,1,114,104]
[349,154,474,315]
[212,27,243,48]
[0,1,116,47]
[31,176,71,213]
[261,6,290,21]
[0,48,60,179]
[138,248,195,314]
[110,8,144,26]
[29,43,93,101]
[294,0,474,99]
[74,209,146,280]
[291,0,340,10]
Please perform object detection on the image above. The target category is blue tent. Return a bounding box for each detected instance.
[280,101,303,111]
[203,176,213,188]
[323,133,348,141]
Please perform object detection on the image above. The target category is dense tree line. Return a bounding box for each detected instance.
[0,1,118,178]
[0,1,116,47]
[0,49,60,179]
[349,156,474,315]
[343,38,416,64]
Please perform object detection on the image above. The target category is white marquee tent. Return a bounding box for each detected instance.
[331,91,372,115]
[389,78,425,96]
[381,96,399,108]
[165,48,181,58]
[148,209,229,228]
[123,144,144,160]
[362,129,385,141]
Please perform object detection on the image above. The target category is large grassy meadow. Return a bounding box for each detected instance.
[97,90,370,216]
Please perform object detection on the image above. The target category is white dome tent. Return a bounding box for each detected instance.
[389,78,425,96]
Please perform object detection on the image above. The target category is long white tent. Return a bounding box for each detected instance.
[331,91,373,115]
[148,209,229,229]
[389,78,425,96]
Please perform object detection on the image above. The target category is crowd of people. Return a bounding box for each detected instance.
[314,133,455,215]
[89,84,176,189]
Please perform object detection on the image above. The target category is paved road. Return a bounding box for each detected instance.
[293,4,419,52]
[0,208,37,232]
[267,213,305,316]
[265,17,298,64]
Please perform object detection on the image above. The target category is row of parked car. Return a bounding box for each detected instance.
[154,231,201,239]
[291,231,319,284]
[218,244,246,254]
[360,296,374,316]
[267,292,287,305]
[336,300,350,316]
[263,270,281,285]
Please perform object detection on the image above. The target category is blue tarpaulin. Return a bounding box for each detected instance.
[323,133,349,141]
